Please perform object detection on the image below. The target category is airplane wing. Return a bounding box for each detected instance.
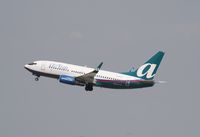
[75,62,103,84]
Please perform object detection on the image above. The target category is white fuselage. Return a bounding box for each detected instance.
[24,60,155,91]
[25,61,141,83]
[24,51,164,91]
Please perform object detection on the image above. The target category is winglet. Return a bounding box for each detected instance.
[97,62,103,71]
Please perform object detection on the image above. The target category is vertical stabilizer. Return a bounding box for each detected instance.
[122,51,165,80]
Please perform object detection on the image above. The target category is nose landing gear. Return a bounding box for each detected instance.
[33,74,40,81]
[35,77,39,81]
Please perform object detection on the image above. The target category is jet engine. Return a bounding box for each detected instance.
[59,75,76,85]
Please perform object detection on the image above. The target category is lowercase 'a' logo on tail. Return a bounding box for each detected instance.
[136,63,157,79]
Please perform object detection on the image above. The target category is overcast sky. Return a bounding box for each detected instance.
[0,0,200,137]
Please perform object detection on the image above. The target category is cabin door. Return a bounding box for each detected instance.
[41,64,46,71]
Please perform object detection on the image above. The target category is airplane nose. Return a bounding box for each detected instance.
[24,64,29,70]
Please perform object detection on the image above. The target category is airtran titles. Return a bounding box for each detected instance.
[49,64,68,71]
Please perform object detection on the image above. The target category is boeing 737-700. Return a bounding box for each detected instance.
[24,51,164,91]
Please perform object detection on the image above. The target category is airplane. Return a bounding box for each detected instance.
[24,51,165,91]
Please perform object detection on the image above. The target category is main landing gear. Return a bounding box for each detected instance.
[85,84,93,91]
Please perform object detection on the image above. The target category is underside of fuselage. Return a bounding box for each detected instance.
[25,67,59,79]
[95,79,155,89]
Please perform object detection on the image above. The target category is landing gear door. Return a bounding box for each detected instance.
[41,64,46,71]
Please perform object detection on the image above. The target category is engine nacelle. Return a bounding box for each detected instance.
[59,75,76,85]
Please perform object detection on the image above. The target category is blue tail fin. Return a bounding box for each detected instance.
[122,51,165,80]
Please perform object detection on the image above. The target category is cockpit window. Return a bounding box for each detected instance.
[28,63,37,65]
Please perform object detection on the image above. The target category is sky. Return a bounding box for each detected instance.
[0,0,200,137]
